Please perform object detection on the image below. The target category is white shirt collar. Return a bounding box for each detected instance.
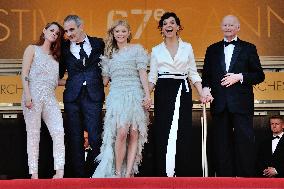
[83,36,90,45]
[178,38,186,48]
[274,132,284,139]
[71,35,90,46]
[224,36,238,42]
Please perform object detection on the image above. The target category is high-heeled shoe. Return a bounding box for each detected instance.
[53,169,64,179]
[114,171,121,178]
[125,172,134,178]
[31,173,38,179]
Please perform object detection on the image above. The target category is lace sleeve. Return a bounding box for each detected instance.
[99,55,110,77]
[135,44,149,70]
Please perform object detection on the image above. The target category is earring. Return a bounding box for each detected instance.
[176,29,180,36]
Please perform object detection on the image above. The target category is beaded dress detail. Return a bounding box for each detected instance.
[93,44,149,177]
[22,45,65,174]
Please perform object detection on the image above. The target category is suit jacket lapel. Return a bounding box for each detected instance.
[218,41,226,74]
[273,136,284,155]
[228,39,242,73]
[88,36,97,56]
[64,40,85,69]
[86,36,98,67]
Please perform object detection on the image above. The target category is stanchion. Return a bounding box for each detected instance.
[201,103,208,177]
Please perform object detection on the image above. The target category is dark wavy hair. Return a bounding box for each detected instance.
[34,22,64,61]
[158,12,183,34]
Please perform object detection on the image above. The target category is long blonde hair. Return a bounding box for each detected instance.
[104,20,132,58]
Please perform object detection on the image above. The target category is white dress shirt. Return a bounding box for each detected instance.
[224,36,238,72]
[70,36,92,59]
[70,36,92,85]
[148,38,201,85]
[272,132,283,154]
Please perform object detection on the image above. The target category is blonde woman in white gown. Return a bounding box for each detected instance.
[92,20,151,178]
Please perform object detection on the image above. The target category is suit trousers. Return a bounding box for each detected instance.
[64,86,102,178]
[212,108,255,177]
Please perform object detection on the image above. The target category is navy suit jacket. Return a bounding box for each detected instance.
[59,36,105,103]
[202,38,265,114]
[256,135,284,177]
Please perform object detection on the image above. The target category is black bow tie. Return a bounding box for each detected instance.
[224,40,237,47]
[76,40,85,46]
[272,136,280,140]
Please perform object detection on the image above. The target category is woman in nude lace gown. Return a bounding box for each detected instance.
[92,20,151,178]
[21,22,66,179]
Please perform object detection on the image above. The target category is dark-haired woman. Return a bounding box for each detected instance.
[21,22,65,179]
[148,12,206,177]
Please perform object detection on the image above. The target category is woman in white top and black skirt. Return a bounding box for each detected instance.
[148,12,206,177]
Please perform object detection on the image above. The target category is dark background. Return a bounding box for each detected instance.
[0,110,275,179]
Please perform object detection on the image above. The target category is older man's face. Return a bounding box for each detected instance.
[221,16,240,41]
[64,20,83,43]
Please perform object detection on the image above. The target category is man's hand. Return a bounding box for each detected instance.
[263,167,278,177]
[221,73,243,87]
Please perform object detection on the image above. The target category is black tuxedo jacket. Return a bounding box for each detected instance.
[256,135,284,177]
[59,36,105,102]
[202,38,265,114]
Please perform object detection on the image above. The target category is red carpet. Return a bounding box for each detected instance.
[0,177,284,189]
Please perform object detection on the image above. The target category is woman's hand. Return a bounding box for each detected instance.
[58,79,66,86]
[201,87,214,104]
[25,98,33,109]
[142,97,152,111]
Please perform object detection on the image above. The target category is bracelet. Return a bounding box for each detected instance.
[25,98,32,103]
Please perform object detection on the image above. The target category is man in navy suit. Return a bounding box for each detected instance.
[257,115,284,178]
[60,15,104,177]
[202,15,265,177]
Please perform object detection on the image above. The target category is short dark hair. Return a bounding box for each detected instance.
[269,115,284,123]
[64,15,83,27]
[158,12,183,32]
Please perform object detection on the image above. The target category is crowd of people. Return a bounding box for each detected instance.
[21,12,283,179]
